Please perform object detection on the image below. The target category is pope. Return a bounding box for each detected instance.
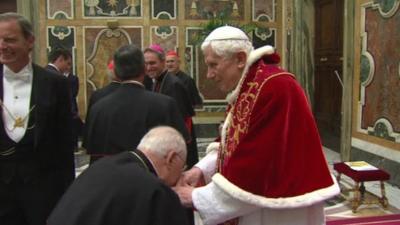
[173,25,340,225]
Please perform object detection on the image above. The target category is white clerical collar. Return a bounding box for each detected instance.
[3,62,33,82]
[47,63,60,72]
[121,80,144,88]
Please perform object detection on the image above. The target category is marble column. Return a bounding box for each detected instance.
[17,0,40,64]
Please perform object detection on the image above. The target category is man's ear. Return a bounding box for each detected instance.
[165,151,176,168]
[27,35,35,51]
[235,51,247,69]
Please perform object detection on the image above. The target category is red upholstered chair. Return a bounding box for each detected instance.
[333,162,390,212]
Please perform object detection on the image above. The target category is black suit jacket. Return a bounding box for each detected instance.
[82,81,121,150]
[0,63,75,185]
[45,64,59,73]
[87,81,121,112]
[45,65,79,116]
[67,73,79,116]
[84,83,189,155]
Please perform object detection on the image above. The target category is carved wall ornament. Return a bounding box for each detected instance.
[356,1,400,143]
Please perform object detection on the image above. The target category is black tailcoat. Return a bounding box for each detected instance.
[0,63,75,225]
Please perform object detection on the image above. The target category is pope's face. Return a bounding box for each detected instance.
[144,51,165,79]
[203,46,243,93]
[0,19,34,72]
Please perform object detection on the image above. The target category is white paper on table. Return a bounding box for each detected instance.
[345,161,378,171]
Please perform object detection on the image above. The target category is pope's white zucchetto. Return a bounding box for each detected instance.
[204,25,249,42]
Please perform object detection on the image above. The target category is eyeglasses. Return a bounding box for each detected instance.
[175,153,187,171]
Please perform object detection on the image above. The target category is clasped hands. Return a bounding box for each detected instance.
[173,167,205,208]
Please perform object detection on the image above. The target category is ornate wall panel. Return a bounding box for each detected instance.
[253,28,276,49]
[253,0,275,22]
[152,0,176,19]
[353,0,400,148]
[47,26,77,72]
[47,0,74,19]
[186,28,225,112]
[37,0,285,117]
[84,27,143,96]
[185,0,244,20]
[150,26,178,51]
[83,0,142,17]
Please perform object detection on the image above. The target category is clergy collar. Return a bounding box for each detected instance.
[121,79,144,88]
[3,62,33,82]
[130,149,158,176]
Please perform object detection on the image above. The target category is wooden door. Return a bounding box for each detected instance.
[314,0,344,152]
[0,0,17,13]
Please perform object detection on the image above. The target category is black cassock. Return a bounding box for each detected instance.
[145,71,199,168]
[146,70,194,118]
[48,151,189,225]
[175,70,203,107]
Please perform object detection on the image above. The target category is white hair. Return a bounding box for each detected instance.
[201,39,253,59]
[137,126,186,160]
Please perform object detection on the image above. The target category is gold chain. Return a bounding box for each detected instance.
[0,99,35,131]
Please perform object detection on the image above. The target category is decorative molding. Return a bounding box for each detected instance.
[254,27,275,41]
[252,0,275,22]
[49,26,73,41]
[352,137,400,162]
[84,26,143,91]
[376,0,400,18]
[47,0,74,19]
[185,0,244,20]
[152,0,176,19]
[46,26,77,73]
[152,26,176,40]
[82,0,142,18]
[367,118,400,142]
[356,2,400,139]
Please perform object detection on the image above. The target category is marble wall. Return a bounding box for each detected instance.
[38,0,286,116]
[354,0,400,148]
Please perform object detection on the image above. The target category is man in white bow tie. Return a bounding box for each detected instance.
[0,12,75,225]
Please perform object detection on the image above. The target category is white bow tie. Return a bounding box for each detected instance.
[3,68,31,82]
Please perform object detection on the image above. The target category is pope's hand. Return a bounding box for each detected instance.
[172,185,195,208]
[177,167,205,187]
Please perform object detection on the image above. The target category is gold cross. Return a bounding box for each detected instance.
[13,117,25,129]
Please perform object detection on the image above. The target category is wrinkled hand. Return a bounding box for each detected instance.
[173,184,195,208]
[177,167,205,187]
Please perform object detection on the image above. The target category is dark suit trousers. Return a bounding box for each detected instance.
[0,169,65,225]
